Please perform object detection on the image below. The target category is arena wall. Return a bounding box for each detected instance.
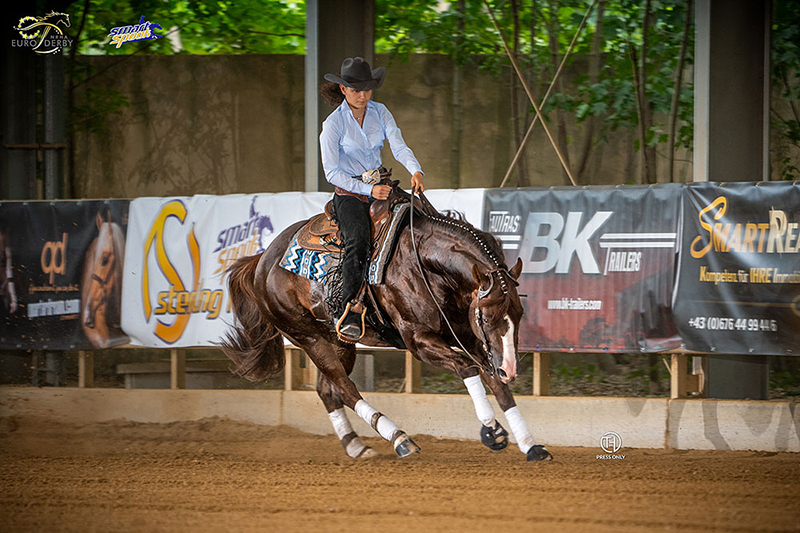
[2,387,797,453]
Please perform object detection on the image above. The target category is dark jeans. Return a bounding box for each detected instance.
[333,194,371,312]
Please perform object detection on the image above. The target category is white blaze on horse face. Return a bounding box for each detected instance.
[500,315,517,382]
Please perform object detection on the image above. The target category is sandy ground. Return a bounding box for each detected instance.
[1,416,799,533]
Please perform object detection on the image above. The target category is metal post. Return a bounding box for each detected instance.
[43,51,65,200]
[304,0,319,193]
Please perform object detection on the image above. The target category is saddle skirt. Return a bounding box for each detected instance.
[280,198,411,286]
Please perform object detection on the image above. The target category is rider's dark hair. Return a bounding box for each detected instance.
[320,80,344,106]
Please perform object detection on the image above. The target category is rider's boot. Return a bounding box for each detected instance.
[336,301,366,343]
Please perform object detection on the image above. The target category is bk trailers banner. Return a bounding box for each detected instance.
[0,200,130,350]
[674,182,800,355]
[484,185,683,353]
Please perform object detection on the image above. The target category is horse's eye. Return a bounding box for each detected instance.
[102,256,109,266]
[482,316,490,324]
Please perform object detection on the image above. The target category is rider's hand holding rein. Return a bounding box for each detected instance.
[411,171,425,194]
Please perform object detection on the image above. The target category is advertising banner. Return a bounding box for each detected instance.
[0,200,130,350]
[121,193,330,347]
[484,185,682,353]
[674,182,800,355]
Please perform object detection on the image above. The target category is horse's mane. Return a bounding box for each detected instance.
[425,210,505,269]
[422,210,517,313]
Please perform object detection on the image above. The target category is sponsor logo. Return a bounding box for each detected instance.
[597,431,625,460]
[141,200,223,344]
[212,197,273,277]
[12,12,72,54]
[690,196,800,259]
[41,233,68,285]
[490,209,676,276]
[108,16,163,48]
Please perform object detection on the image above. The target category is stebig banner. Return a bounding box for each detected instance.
[0,200,130,350]
[484,185,683,353]
[674,182,800,355]
[121,193,331,347]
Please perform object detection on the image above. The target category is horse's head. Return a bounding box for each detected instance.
[82,211,119,328]
[469,258,524,384]
[44,11,71,28]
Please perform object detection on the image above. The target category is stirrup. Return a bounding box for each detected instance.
[335,301,366,343]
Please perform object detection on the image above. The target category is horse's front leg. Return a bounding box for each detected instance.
[401,331,513,452]
[480,372,553,462]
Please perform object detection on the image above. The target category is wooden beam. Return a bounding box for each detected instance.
[170,349,186,390]
[670,353,688,399]
[78,351,94,388]
[404,351,421,393]
[533,352,550,396]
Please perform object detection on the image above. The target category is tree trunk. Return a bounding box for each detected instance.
[575,0,607,183]
[510,0,529,186]
[547,1,572,184]
[631,0,656,185]
[450,0,465,189]
[667,0,692,183]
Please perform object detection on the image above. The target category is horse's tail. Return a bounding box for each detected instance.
[220,253,285,382]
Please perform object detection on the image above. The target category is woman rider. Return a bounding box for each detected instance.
[320,57,424,342]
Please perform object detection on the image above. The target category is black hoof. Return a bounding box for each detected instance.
[480,421,509,451]
[526,444,553,462]
[393,433,421,458]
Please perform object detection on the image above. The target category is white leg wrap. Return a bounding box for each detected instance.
[328,408,355,439]
[504,406,536,454]
[354,400,400,442]
[464,375,496,427]
[328,408,370,458]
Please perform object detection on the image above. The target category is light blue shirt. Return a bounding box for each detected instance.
[320,100,423,196]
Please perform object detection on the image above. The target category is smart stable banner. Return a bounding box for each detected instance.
[0,200,130,350]
[120,189,486,348]
[484,185,683,353]
[121,193,330,347]
[674,182,800,355]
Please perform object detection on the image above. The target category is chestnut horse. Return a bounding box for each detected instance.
[81,211,126,348]
[222,193,552,461]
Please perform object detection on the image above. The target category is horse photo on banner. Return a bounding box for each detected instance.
[0,200,130,350]
[121,193,330,347]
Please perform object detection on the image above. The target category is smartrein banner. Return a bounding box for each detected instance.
[0,200,130,350]
[673,182,800,355]
[122,193,331,347]
[484,185,683,353]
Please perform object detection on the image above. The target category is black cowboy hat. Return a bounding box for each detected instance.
[324,57,385,91]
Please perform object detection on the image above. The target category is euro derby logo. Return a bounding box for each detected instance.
[12,12,72,54]
[108,16,163,48]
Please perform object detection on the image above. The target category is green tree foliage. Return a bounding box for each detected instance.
[67,0,305,55]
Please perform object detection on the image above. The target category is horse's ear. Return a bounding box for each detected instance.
[96,211,103,230]
[509,257,523,280]
[471,264,485,286]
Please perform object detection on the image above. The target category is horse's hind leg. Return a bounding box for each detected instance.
[316,346,378,458]
[304,338,420,458]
